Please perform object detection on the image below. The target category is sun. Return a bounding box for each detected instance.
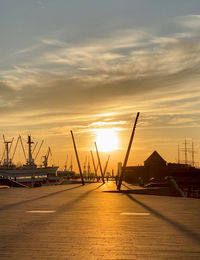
[95,129,119,152]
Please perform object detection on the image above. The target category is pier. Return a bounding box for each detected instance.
[0,181,200,259]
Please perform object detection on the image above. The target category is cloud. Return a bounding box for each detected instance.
[169,117,198,126]
[90,121,126,127]
[1,22,200,137]
[176,15,200,29]
[13,44,42,56]
[40,39,68,48]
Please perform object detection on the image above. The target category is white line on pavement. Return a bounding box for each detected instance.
[120,212,150,216]
[26,210,56,213]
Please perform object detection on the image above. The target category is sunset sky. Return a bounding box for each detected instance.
[1,0,200,172]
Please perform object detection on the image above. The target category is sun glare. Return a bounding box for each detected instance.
[95,129,119,152]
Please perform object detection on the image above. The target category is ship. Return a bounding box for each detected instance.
[0,135,58,185]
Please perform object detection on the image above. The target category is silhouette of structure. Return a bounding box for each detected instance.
[144,150,167,167]
[124,150,200,197]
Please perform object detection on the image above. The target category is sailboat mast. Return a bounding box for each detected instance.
[3,135,12,166]
[192,139,194,167]
[178,144,180,164]
[27,135,34,165]
[184,137,187,164]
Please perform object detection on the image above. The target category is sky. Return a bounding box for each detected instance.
[0,0,200,172]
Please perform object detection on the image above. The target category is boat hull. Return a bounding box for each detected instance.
[0,166,58,177]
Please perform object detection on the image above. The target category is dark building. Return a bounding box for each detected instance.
[144,150,166,167]
[124,150,200,189]
[125,150,167,183]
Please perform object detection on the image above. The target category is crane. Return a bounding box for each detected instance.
[43,147,52,168]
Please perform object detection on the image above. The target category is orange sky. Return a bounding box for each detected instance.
[1,111,199,174]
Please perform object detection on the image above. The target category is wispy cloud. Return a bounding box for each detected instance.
[13,44,42,56]
[176,14,200,29]
[90,121,126,127]
[1,18,200,140]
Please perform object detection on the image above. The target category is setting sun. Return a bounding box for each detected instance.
[95,129,119,152]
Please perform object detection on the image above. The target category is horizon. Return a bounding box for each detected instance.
[0,130,198,174]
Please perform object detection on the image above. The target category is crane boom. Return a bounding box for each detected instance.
[12,136,20,160]
[19,135,27,161]
[32,142,38,155]
[8,137,14,154]
[35,140,44,160]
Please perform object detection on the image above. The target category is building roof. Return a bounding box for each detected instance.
[144,150,166,166]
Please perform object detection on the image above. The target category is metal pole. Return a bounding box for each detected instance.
[94,142,105,184]
[90,150,98,182]
[27,136,34,165]
[69,155,73,171]
[184,137,187,164]
[70,130,85,185]
[64,154,68,171]
[178,144,180,164]
[103,154,110,176]
[3,135,12,166]
[192,139,194,167]
[117,112,140,190]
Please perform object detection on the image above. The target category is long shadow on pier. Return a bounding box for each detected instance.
[0,183,104,246]
[94,183,104,189]
[0,184,84,211]
[126,194,200,244]
[105,188,200,244]
[0,182,105,212]
[56,183,104,213]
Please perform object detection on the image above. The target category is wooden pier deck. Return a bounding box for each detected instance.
[0,182,200,259]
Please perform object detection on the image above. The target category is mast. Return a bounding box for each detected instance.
[178,144,180,164]
[69,156,73,171]
[192,139,194,167]
[184,137,187,165]
[3,135,12,166]
[27,135,34,166]
[64,155,68,171]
